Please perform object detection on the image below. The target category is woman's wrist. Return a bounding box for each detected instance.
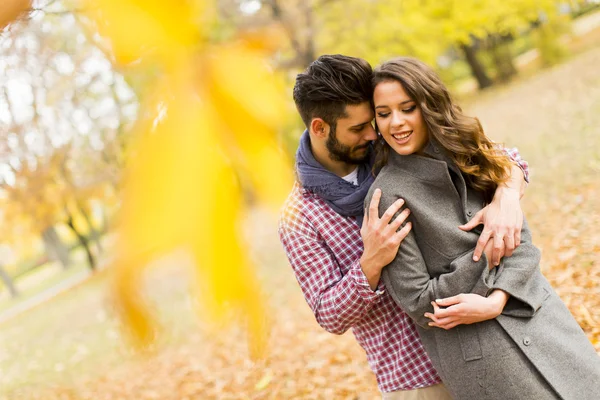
[488,289,510,316]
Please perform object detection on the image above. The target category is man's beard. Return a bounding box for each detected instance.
[326,125,371,165]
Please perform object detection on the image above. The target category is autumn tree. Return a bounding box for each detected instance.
[0,0,135,270]
[217,0,569,90]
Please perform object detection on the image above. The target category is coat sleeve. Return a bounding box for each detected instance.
[383,217,546,324]
[486,218,547,318]
[381,227,498,329]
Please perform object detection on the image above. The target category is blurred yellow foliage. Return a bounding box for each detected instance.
[83,0,210,67]
[0,0,31,30]
[80,0,292,356]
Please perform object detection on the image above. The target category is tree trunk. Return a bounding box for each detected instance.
[0,264,18,297]
[76,203,103,254]
[42,226,71,268]
[65,212,96,270]
[488,34,517,83]
[460,42,493,90]
[303,1,316,67]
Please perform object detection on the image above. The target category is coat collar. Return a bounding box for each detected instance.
[386,140,469,210]
[387,140,461,181]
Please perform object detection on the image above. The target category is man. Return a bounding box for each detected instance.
[278,54,529,398]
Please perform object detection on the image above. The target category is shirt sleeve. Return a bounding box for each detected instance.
[278,219,384,335]
[501,146,530,183]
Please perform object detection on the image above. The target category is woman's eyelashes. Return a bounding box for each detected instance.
[376,105,416,118]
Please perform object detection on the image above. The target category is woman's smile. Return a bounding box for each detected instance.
[391,130,413,143]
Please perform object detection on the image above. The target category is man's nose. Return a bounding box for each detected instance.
[364,124,378,141]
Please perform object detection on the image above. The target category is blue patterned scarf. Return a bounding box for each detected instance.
[295,130,375,226]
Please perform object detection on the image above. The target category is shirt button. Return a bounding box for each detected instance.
[467,210,473,217]
[523,337,532,346]
[433,147,440,154]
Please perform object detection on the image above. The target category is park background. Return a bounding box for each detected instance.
[1,0,599,398]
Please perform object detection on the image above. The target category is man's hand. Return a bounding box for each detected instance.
[482,239,496,270]
[460,165,525,266]
[360,188,412,290]
[424,290,509,330]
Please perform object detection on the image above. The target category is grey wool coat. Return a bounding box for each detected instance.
[365,141,600,400]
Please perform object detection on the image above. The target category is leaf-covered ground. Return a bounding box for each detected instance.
[2,46,600,400]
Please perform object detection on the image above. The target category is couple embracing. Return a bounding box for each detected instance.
[278,54,600,399]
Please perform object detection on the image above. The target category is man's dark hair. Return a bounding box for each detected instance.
[293,54,373,129]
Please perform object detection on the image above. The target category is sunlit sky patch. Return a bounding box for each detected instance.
[240,0,262,15]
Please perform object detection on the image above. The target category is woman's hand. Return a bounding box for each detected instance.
[424,290,509,330]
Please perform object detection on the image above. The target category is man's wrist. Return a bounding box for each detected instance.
[495,182,520,197]
[359,254,382,291]
[499,165,526,198]
[493,185,521,207]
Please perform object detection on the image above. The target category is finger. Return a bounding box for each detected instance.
[393,222,412,242]
[388,208,410,232]
[424,312,439,323]
[435,295,462,307]
[437,321,460,330]
[427,315,446,325]
[432,307,452,319]
[368,188,381,223]
[434,316,455,325]
[381,198,405,225]
[424,312,442,325]
[504,232,515,257]
[459,210,483,231]
[473,230,492,261]
[514,216,523,247]
[431,301,440,313]
[429,318,457,329]
[492,234,505,266]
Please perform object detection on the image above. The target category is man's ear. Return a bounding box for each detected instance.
[310,118,330,139]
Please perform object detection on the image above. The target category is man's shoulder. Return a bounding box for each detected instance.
[279,182,322,232]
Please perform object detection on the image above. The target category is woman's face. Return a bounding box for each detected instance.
[373,80,428,156]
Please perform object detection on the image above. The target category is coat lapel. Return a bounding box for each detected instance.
[387,141,469,214]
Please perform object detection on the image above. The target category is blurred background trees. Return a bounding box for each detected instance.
[1,0,599,322]
[1,0,134,286]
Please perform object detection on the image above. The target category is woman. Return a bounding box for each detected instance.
[366,57,600,399]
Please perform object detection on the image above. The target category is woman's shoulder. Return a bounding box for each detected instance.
[366,164,411,203]
[373,162,421,187]
[372,164,402,186]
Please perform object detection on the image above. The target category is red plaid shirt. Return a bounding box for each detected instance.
[278,149,529,393]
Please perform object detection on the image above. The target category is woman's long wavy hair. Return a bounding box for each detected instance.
[372,57,512,203]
